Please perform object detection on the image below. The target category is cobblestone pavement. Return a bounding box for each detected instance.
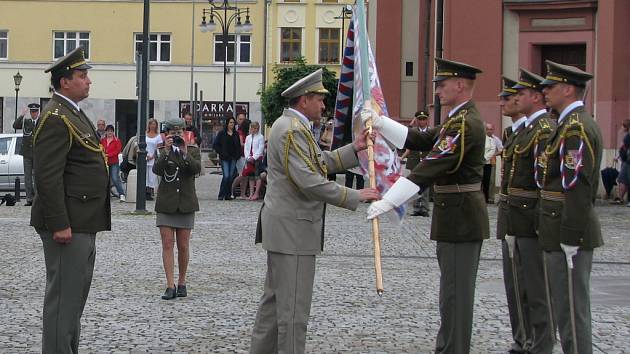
[1,173,629,353]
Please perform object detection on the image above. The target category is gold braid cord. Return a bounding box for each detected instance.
[446,109,467,174]
[510,122,551,188]
[34,111,108,173]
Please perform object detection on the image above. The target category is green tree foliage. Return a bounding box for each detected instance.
[259,58,338,126]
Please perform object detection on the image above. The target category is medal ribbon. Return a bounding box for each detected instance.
[559,136,584,190]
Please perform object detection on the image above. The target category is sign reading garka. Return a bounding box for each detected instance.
[179,101,250,150]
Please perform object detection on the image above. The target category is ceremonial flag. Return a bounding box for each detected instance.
[333,9,406,222]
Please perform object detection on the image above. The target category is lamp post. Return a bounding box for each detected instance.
[13,72,22,133]
[199,0,253,119]
[335,4,353,42]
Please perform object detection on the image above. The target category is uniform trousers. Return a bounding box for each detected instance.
[24,157,36,202]
[545,249,593,354]
[501,239,530,352]
[250,251,316,354]
[435,240,482,354]
[517,238,555,354]
[39,231,96,354]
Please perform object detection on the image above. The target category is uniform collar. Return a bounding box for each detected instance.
[54,92,81,112]
[288,108,311,128]
[511,116,527,132]
[448,100,469,118]
[525,109,547,127]
[558,100,584,124]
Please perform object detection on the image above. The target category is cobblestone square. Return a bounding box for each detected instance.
[1,173,628,353]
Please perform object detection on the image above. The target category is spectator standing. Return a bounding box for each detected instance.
[95,119,107,140]
[235,113,249,175]
[614,119,630,206]
[243,121,265,200]
[146,118,163,200]
[12,103,40,206]
[311,116,325,143]
[153,117,201,300]
[183,112,201,146]
[213,117,241,200]
[483,123,503,203]
[101,125,126,202]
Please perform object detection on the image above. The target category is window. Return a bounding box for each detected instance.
[54,32,90,59]
[135,33,171,63]
[0,31,7,60]
[281,28,302,62]
[318,28,340,64]
[214,34,251,64]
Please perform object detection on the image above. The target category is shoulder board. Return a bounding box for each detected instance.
[566,113,582,128]
[537,118,553,131]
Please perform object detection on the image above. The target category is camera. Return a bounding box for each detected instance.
[172,135,185,147]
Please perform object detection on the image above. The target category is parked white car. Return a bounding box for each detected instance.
[0,133,25,191]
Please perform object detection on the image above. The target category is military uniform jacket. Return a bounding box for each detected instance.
[536,106,603,251]
[256,109,361,255]
[12,114,39,160]
[506,113,555,238]
[405,101,489,242]
[496,126,518,240]
[153,145,201,214]
[30,94,111,233]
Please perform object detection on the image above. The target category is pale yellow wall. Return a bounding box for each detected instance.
[266,0,354,84]
[0,0,265,66]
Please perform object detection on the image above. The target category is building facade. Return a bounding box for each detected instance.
[370,0,630,158]
[1,0,354,147]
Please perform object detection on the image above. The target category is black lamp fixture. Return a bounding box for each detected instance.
[199,0,253,116]
[13,71,23,133]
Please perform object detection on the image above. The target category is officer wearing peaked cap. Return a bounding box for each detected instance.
[496,75,533,354]
[366,58,489,354]
[249,69,380,353]
[13,103,42,205]
[402,110,432,217]
[31,47,110,354]
[536,60,602,354]
[508,68,558,354]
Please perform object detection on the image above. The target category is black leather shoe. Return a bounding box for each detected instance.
[411,210,430,217]
[161,286,177,300]
[25,201,33,206]
[176,284,187,297]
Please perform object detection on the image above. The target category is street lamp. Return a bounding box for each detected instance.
[13,72,23,133]
[199,0,253,119]
[335,4,353,43]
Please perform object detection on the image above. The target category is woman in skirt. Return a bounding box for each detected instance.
[153,117,201,300]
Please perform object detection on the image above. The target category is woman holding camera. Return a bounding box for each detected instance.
[153,117,201,300]
[213,116,241,200]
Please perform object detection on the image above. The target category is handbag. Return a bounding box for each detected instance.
[242,161,256,177]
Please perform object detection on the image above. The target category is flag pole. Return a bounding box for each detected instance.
[356,0,383,296]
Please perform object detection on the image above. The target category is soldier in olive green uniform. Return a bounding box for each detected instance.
[496,76,531,353]
[402,110,432,217]
[509,69,557,354]
[368,58,490,354]
[31,48,111,354]
[13,103,41,205]
[250,69,379,354]
[153,117,201,300]
[537,61,603,354]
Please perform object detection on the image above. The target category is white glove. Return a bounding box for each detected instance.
[367,199,397,220]
[367,177,420,220]
[560,243,579,269]
[360,108,408,149]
